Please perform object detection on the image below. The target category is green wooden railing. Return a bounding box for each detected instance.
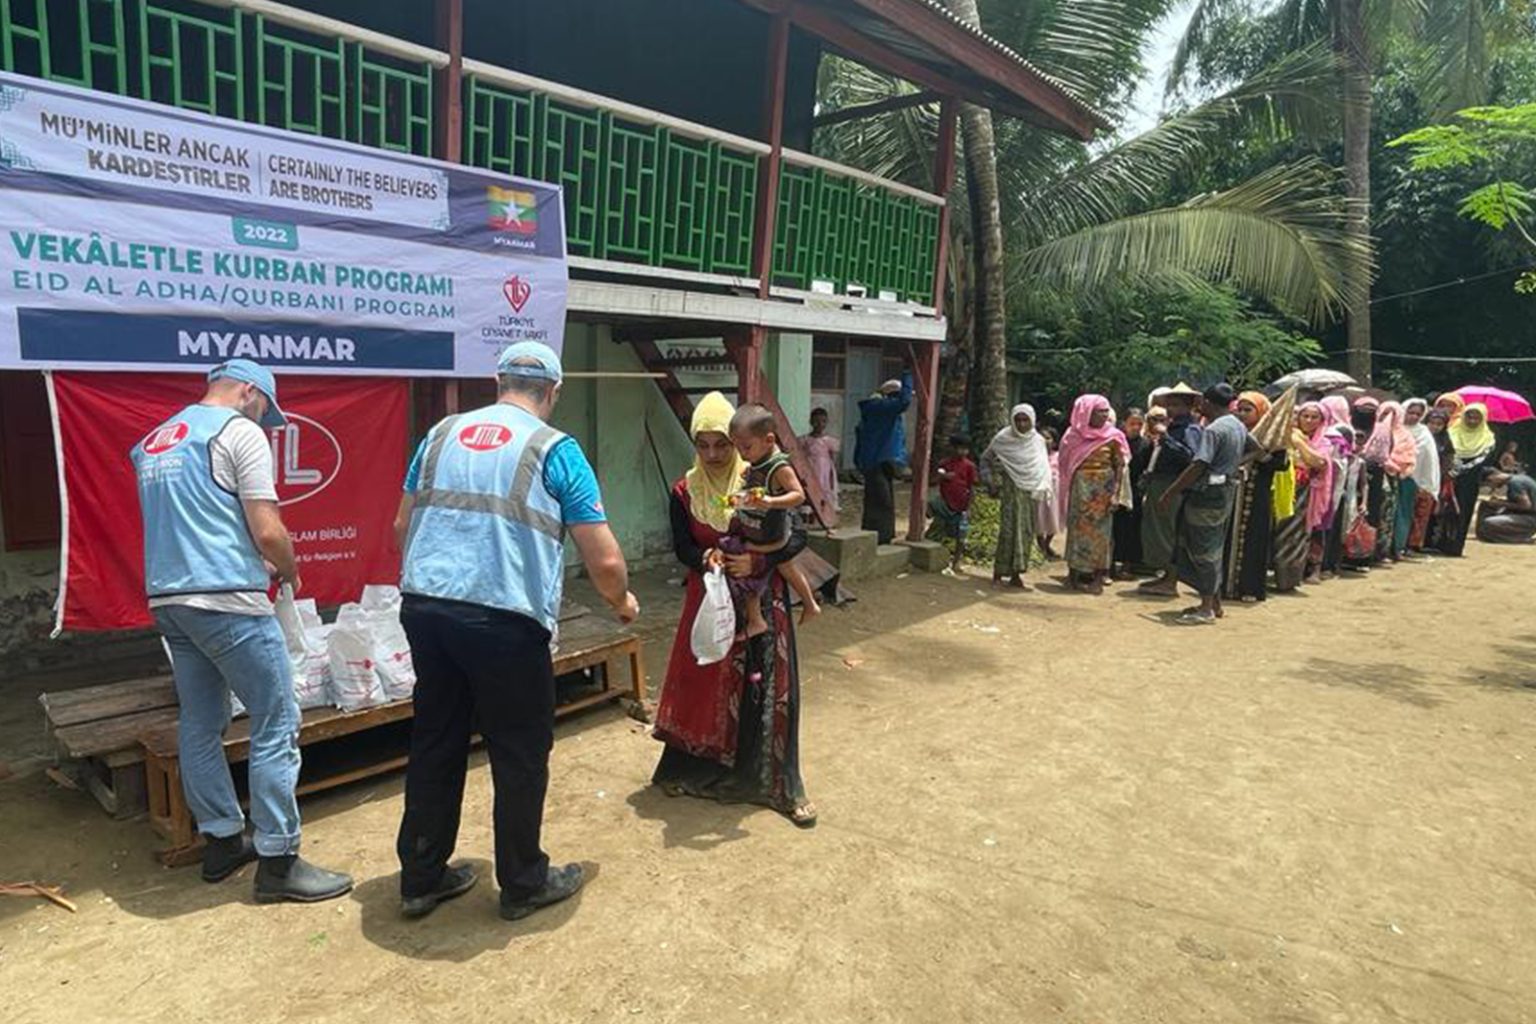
[3,0,941,304]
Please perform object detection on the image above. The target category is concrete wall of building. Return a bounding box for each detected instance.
[551,324,695,568]
[0,521,59,661]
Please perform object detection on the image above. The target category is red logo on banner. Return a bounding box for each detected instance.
[458,423,513,452]
[142,422,189,455]
[270,414,343,507]
[502,275,532,312]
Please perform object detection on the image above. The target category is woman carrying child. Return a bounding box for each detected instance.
[650,392,817,828]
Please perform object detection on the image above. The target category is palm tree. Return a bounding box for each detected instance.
[1166,0,1518,383]
[815,26,1369,444]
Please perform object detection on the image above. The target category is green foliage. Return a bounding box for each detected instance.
[961,493,1002,565]
[1459,181,1533,229]
[1011,281,1323,413]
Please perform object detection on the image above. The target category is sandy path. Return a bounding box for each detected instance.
[3,543,1534,1024]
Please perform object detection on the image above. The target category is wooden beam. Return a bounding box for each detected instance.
[811,90,938,128]
[629,339,698,429]
[930,97,958,318]
[432,0,463,161]
[905,339,941,542]
[752,13,792,299]
[782,2,1056,129]
[845,0,1097,140]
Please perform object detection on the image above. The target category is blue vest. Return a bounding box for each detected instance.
[131,404,269,600]
[401,403,569,632]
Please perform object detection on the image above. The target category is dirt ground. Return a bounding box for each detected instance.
[4,542,1535,1024]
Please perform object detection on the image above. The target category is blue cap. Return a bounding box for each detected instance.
[496,341,563,384]
[208,358,287,428]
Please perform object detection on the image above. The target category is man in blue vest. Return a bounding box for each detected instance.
[393,341,638,922]
[132,358,352,903]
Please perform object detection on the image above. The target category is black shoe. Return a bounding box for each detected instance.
[253,855,354,904]
[201,831,257,883]
[401,863,478,919]
[498,863,586,921]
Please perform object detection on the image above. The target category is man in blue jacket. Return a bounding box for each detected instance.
[854,371,912,544]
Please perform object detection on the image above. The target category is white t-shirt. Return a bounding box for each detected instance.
[149,414,278,616]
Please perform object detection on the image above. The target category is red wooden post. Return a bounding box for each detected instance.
[433,0,464,427]
[751,12,791,299]
[930,98,958,317]
[905,340,941,542]
[433,0,464,163]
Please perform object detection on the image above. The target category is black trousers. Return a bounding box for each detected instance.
[397,594,555,900]
[862,461,897,544]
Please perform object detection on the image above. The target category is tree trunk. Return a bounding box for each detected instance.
[1337,0,1374,384]
[935,232,972,451]
[945,0,1009,439]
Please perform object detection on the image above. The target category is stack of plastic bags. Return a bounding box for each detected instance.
[227,583,416,718]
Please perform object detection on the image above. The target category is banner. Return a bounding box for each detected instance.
[0,72,566,376]
[50,372,408,631]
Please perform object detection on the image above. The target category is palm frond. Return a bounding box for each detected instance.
[1165,0,1249,97]
[1013,43,1341,246]
[1010,157,1373,324]
[1415,0,1494,115]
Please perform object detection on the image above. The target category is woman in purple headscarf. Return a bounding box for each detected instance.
[1056,394,1130,594]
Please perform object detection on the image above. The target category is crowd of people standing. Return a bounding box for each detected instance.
[945,381,1531,625]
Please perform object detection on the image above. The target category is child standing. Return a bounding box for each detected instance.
[720,404,822,636]
[926,434,978,573]
[801,407,841,525]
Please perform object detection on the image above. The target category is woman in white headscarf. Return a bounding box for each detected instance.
[980,403,1053,588]
[1401,398,1441,552]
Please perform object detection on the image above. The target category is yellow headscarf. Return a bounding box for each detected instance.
[684,391,746,532]
[1448,401,1497,460]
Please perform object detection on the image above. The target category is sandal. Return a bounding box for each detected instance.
[788,801,818,829]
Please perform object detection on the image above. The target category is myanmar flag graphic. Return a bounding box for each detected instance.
[487,186,539,235]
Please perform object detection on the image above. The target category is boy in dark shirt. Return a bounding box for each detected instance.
[927,434,979,573]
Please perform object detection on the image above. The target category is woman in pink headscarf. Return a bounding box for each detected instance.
[1056,394,1130,594]
[1365,401,1418,559]
[1315,394,1361,577]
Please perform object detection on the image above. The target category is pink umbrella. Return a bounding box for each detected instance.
[1455,385,1535,423]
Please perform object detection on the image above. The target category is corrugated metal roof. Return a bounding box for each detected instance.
[896,0,1107,129]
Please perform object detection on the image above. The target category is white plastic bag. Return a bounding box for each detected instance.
[690,566,736,666]
[358,584,415,699]
[275,587,332,710]
[327,603,388,711]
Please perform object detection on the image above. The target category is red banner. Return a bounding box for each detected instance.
[50,372,408,631]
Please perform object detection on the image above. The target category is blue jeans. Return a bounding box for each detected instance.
[153,606,302,856]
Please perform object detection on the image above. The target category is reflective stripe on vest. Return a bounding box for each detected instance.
[413,421,565,539]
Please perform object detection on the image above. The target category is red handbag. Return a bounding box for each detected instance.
[1343,515,1378,560]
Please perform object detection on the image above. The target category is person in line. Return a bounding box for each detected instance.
[1035,426,1064,559]
[1272,395,1327,591]
[1499,440,1525,475]
[1057,394,1129,595]
[1401,399,1441,552]
[1426,407,1461,553]
[1318,395,1361,577]
[1444,402,1499,555]
[801,407,840,527]
[652,391,817,828]
[1223,389,1292,603]
[1294,401,1337,584]
[1113,407,1148,579]
[1433,392,1466,424]
[927,434,979,575]
[854,373,912,544]
[1160,384,1252,624]
[1137,385,1204,596]
[721,404,821,634]
[132,359,353,903]
[1476,471,1536,543]
[1371,401,1418,560]
[979,406,1052,588]
[1348,397,1392,568]
[393,342,638,922]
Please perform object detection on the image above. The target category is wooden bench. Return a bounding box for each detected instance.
[38,612,645,840]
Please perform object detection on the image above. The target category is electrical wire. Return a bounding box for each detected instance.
[1369,264,1536,305]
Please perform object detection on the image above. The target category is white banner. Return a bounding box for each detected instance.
[0,72,567,376]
